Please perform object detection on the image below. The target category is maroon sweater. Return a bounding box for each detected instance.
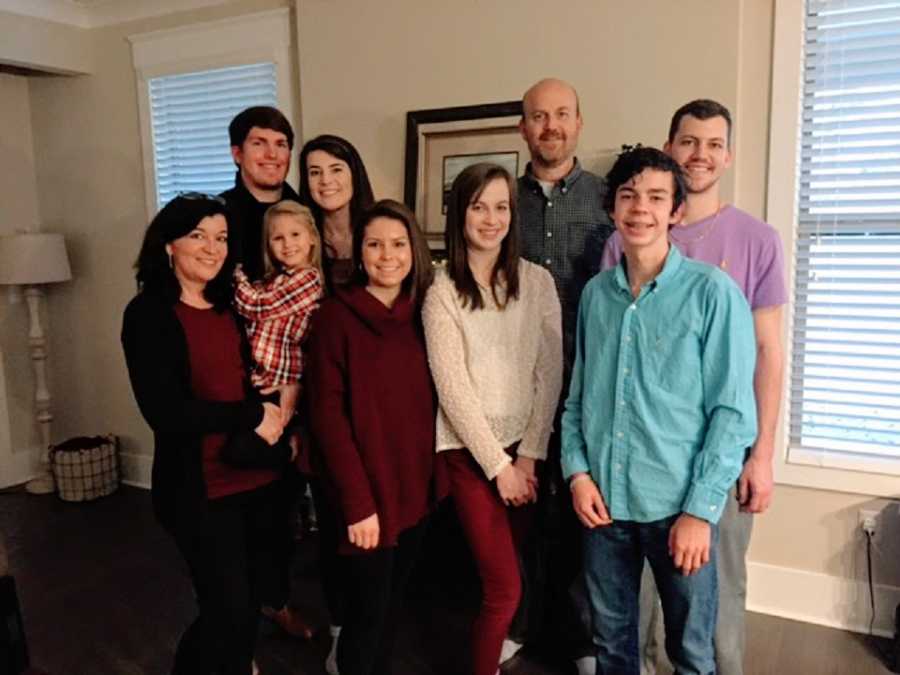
[306,285,436,554]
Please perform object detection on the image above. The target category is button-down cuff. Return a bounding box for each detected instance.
[682,483,728,524]
[561,448,591,482]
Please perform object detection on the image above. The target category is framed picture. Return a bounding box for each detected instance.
[404,101,527,248]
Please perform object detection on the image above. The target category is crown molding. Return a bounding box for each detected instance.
[0,0,234,29]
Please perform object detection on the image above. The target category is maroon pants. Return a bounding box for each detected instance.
[443,447,534,675]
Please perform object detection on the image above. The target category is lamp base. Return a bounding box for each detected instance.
[24,474,54,495]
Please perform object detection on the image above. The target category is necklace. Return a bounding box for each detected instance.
[669,204,725,245]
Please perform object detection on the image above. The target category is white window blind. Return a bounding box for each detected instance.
[792,0,900,474]
[149,62,277,209]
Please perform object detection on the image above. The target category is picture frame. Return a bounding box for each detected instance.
[403,101,526,249]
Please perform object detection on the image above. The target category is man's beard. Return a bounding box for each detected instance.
[533,132,571,167]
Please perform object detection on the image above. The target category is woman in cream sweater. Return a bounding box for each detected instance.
[422,163,563,675]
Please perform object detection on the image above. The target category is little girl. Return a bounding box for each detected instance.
[234,200,325,393]
[229,200,325,642]
[219,201,324,470]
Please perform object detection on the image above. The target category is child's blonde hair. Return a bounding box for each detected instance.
[261,201,324,281]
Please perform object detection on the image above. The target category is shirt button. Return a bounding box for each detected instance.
[547,201,553,208]
[625,336,632,343]
[616,432,623,438]
[615,463,622,471]
[623,367,630,374]
[545,258,552,265]
[546,231,553,238]
[710,505,716,511]
[562,187,568,194]
[620,400,626,406]
[629,304,637,311]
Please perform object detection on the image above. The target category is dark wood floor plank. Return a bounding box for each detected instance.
[1,486,895,675]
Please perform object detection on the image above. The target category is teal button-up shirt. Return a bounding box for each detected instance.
[561,245,757,524]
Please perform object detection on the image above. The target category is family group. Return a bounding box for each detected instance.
[121,76,787,675]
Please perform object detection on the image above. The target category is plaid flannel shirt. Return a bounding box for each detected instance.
[233,266,324,388]
[517,160,614,391]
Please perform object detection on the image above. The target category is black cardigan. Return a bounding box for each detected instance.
[121,291,265,530]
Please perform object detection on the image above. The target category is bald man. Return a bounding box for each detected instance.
[514,78,613,675]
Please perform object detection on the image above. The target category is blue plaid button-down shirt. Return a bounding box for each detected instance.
[517,160,614,391]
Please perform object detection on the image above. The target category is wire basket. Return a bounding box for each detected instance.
[50,435,119,502]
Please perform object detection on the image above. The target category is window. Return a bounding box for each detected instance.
[149,62,277,209]
[129,9,295,217]
[770,0,900,494]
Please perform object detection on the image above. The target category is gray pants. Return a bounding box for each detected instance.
[639,487,753,675]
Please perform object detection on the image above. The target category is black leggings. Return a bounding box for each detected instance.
[169,482,280,675]
[337,520,426,675]
[310,477,347,625]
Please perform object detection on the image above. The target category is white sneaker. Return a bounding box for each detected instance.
[574,655,597,675]
[251,660,260,675]
[325,624,341,675]
[499,638,524,665]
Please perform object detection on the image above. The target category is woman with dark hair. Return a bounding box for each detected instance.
[298,134,376,288]
[297,133,376,671]
[121,194,285,675]
[305,199,437,675]
[422,163,563,675]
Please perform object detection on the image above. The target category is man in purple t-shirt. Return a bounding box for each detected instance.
[601,100,787,675]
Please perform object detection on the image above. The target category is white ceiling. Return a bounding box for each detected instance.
[0,0,234,28]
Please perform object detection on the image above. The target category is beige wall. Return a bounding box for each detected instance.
[0,73,43,484]
[297,0,747,205]
[24,0,293,481]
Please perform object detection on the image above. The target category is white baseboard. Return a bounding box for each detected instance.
[747,560,900,637]
[119,451,152,489]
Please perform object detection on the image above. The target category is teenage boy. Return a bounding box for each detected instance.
[220,105,310,640]
[602,100,787,675]
[563,147,757,674]
[222,105,302,282]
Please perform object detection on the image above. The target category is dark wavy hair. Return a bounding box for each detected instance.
[298,134,375,233]
[351,199,434,304]
[444,163,520,310]
[603,146,687,217]
[228,106,294,149]
[667,99,732,148]
[133,194,236,309]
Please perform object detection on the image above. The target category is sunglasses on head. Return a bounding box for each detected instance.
[177,191,227,205]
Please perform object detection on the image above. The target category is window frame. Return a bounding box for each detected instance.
[128,8,296,219]
[768,0,900,497]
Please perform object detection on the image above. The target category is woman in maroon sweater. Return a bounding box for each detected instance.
[305,199,436,675]
[122,195,286,675]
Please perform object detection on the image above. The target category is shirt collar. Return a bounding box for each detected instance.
[522,157,583,191]
[612,243,684,295]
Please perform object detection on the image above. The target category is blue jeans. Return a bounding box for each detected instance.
[583,516,718,675]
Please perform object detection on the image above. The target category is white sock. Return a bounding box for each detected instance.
[325,625,341,675]
[499,638,524,665]
[574,655,597,675]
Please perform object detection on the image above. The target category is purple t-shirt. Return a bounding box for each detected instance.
[600,205,787,310]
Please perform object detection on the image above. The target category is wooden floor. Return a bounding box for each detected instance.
[1,485,896,675]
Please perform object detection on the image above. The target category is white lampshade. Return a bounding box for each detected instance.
[0,233,72,285]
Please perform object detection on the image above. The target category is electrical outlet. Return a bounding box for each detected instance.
[859,509,878,535]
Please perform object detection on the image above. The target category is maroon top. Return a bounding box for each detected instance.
[174,302,277,499]
[306,285,437,554]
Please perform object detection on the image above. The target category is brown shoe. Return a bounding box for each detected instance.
[262,604,315,639]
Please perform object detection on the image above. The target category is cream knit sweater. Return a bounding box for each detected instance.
[422,261,563,480]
